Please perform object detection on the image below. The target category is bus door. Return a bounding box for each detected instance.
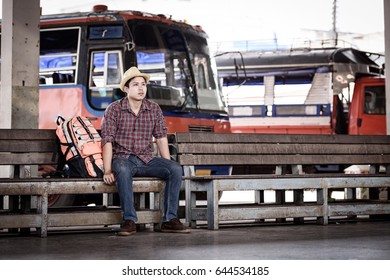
[84,25,125,127]
[357,84,386,135]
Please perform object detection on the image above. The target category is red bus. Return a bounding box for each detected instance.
[37,5,230,134]
[215,47,385,135]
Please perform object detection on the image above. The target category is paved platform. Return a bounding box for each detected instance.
[1,220,389,260]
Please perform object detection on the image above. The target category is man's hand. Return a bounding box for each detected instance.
[103,171,116,185]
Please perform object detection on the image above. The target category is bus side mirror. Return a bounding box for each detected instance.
[113,88,126,101]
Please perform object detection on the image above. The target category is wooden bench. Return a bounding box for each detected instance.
[175,132,390,229]
[0,129,165,237]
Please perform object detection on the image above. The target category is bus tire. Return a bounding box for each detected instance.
[48,194,76,208]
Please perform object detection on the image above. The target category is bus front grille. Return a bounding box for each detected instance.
[188,125,214,132]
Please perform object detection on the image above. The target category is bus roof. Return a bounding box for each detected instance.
[38,5,206,36]
[216,47,384,85]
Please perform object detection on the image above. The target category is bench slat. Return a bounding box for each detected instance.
[218,205,324,221]
[0,129,56,140]
[0,152,56,165]
[176,132,390,144]
[0,140,56,153]
[178,154,390,165]
[0,178,164,195]
[177,143,390,155]
[0,214,41,228]
[47,180,163,194]
[328,204,390,216]
[47,211,161,227]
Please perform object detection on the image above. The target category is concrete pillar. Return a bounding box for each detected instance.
[0,0,40,178]
[263,75,275,106]
[385,0,390,135]
[0,0,40,129]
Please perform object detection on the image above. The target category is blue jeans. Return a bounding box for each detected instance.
[112,155,182,223]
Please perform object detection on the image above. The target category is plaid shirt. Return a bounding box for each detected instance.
[101,97,167,163]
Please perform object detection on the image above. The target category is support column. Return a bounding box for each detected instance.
[0,0,40,178]
[263,75,275,105]
[384,0,390,135]
[0,0,40,129]
[264,75,275,116]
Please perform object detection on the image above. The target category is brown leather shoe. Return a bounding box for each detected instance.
[118,220,136,236]
[161,218,191,233]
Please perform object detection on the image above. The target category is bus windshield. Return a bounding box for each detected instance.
[131,21,226,113]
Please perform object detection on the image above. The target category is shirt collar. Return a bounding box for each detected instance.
[120,97,152,113]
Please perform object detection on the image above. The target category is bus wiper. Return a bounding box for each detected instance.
[179,83,198,111]
[214,51,247,86]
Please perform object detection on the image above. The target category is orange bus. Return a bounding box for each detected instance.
[37,5,230,135]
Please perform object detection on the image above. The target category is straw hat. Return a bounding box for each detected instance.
[119,67,150,91]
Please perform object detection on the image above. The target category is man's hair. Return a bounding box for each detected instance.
[124,77,146,88]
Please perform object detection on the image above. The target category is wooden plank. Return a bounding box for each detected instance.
[46,180,163,194]
[212,175,390,191]
[0,140,55,152]
[175,132,390,144]
[47,210,161,227]
[212,177,326,191]
[183,173,390,180]
[0,214,41,228]
[178,154,390,166]
[218,205,324,220]
[184,175,390,190]
[0,183,47,195]
[0,177,157,183]
[0,152,56,165]
[0,177,102,184]
[177,143,390,155]
[326,176,390,189]
[0,210,161,230]
[0,178,164,195]
[328,203,390,216]
[0,129,56,140]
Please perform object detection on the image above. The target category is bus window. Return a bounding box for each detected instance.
[39,28,79,85]
[88,26,124,40]
[107,53,122,85]
[193,54,226,111]
[364,86,386,115]
[197,63,207,89]
[89,50,123,109]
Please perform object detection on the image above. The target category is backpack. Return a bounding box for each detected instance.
[55,116,104,178]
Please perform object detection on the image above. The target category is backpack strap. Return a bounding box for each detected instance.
[56,115,65,126]
[54,136,67,173]
[52,115,66,163]
[54,115,68,173]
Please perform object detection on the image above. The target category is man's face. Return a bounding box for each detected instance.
[125,76,147,101]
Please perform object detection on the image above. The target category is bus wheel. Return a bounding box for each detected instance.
[48,194,76,208]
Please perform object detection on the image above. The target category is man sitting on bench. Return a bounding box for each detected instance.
[101,66,190,236]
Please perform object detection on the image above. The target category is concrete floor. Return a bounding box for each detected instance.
[1,220,390,260]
